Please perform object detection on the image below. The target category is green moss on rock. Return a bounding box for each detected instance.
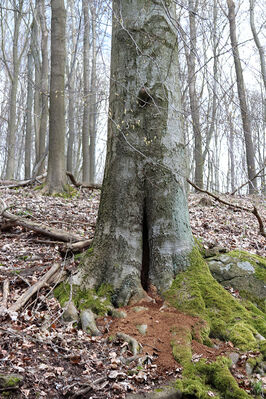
[228,250,266,282]
[164,248,266,351]
[54,282,113,316]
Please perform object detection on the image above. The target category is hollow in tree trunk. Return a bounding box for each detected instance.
[75,0,193,307]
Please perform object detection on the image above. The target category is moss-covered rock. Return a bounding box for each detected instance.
[164,248,266,350]
[207,250,266,312]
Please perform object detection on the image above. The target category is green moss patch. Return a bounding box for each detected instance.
[54,282,113,316]
[175,357,250,399]
[164,248,266,350]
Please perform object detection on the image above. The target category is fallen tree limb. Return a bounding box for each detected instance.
[66,171,102,190]
[9,263,61,313]
[0,199,82,243]
[187,179,266,238]
[0,280,10,315]
[60,239,93,255]
[0,173,46,189]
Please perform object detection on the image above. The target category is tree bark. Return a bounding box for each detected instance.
[46,0,67,193]
[227,0,257,194]
[186,0,203,189]
[25,23,35,179]
[75,0,193,307]
[5,2,23,179]
[89,2,97,184]
[82,0,90,184]
[36,0,49,176]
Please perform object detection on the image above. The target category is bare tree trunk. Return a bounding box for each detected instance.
[76,0,193,306]
[249,0,266,91]
[5,3,23,179]
[89,2,97,184]
[36,0,49,176]
[227,0,257,193]
[186,0,203,189]
[82,0,90,184]
[228,112,235,193]
[25,18,36,179]
[66,0,80,174]
[46,0,67,193]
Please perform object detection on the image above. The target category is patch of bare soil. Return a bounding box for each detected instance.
[0,186,265,397]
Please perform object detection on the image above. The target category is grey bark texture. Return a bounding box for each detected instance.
[89,2,97,184]
[36,0,49,176]
[82,0,90,184]
[5,3,23,179]
[186,0,203,189]
[227,0,257,194]
[76,0,193,307]
[46,0,67,193]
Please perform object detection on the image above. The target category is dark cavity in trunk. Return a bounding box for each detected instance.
[141,205,150,292]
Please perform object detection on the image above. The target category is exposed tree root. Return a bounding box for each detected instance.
[9,263,61,313]
[116,332,140,356]
[187,179,266,237]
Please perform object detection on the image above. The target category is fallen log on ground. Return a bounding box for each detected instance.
[0,174,46,189]
[8,263,61,313]
[0,199,82,242]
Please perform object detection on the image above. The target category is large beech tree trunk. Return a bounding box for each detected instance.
[75,0,193,307]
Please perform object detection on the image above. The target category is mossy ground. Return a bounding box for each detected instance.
[164,248,266,350]
[54,282,113,316]
[175,357,250,399]
[164,248,266,398]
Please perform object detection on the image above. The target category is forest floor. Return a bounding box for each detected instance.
[0,186,265,398]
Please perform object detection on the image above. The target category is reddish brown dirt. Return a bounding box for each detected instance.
[99,299,237,374]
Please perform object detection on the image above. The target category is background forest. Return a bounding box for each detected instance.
[0,0,265,194]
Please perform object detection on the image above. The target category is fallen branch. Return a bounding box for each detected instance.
[60,239,93,255]
[0,173,46,190]
[187,179,266,238]
[0,199,82,243]
[0,280,10,314]
[66,171,102,190]
[72,377,105,398]
[9,263,61,313]
[230,164,265,195]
